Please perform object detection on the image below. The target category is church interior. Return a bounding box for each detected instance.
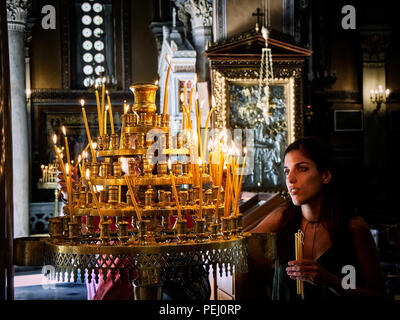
[1,0,400,302]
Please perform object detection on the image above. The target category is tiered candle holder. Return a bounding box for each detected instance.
[43,83,248,300]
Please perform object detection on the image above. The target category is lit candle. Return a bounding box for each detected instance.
[123,100,127,114]
[81,100,97,162]
[101,77,106,136]
[95,84,102,135]
[104,105,108,135]
[168,159,182,221]
[53,134,66,177]
[163,55,171,114]
[106,91,114,134]
[62,126,71,175]
[77,154,82,177]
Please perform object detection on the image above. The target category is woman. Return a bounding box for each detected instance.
[250,137,386,300]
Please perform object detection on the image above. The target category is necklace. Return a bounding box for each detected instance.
[302,217,320,259]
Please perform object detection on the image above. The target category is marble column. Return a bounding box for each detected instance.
[175,0,213,82]
[7,0,30,238]
[360,26,391,187]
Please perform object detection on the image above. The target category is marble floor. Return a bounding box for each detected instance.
[14,266,87,300]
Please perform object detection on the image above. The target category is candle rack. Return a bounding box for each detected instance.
[43,82,249,300]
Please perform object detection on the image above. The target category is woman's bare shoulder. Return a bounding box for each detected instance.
[348,216,370,234]
[248,203,287,233]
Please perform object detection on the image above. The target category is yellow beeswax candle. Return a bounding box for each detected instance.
[162,57,171,114]
[106,92,115,134]
[81,104,97,162]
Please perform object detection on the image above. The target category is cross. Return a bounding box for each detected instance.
[252,8,264,27]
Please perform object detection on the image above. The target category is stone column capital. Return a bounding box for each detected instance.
[7,0,31,32]
[174,0,212,30]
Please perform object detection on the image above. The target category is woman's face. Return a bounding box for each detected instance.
[284,149,331,206]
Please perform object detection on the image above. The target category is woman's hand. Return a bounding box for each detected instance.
[286,259,336,287]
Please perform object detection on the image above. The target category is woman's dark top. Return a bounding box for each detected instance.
[272,215,361,300]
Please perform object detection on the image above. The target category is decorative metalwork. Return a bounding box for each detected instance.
[41,82,249,299]
[43,237,248,285]
[257,26,274,120]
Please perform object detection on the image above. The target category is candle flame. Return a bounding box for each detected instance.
[106,90,109,95]
[165,54,171,64]
[168,158,172,170]
[86,168,90,180]
[78,155,81,163]
[102,77,106,84]
[208,138,213,150]
[211,95,216,108]
[154,80,159,85]
[106,104,109,111]
[180,92,184,103]
[65,164,70,176]
[80,99,85,107]
[52,134,57,144]
[61,126,66,136]
[244,147,247,154]
[195,92,199,100]
[198,157,202,166]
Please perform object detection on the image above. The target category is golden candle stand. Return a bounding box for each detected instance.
[39,83,248,300]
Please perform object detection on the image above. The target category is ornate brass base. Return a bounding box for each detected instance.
[134,285,163,300]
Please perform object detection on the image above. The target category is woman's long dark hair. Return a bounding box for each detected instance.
[276,137,355,265]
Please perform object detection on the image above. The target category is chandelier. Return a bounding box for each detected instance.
[257,26,274,119]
